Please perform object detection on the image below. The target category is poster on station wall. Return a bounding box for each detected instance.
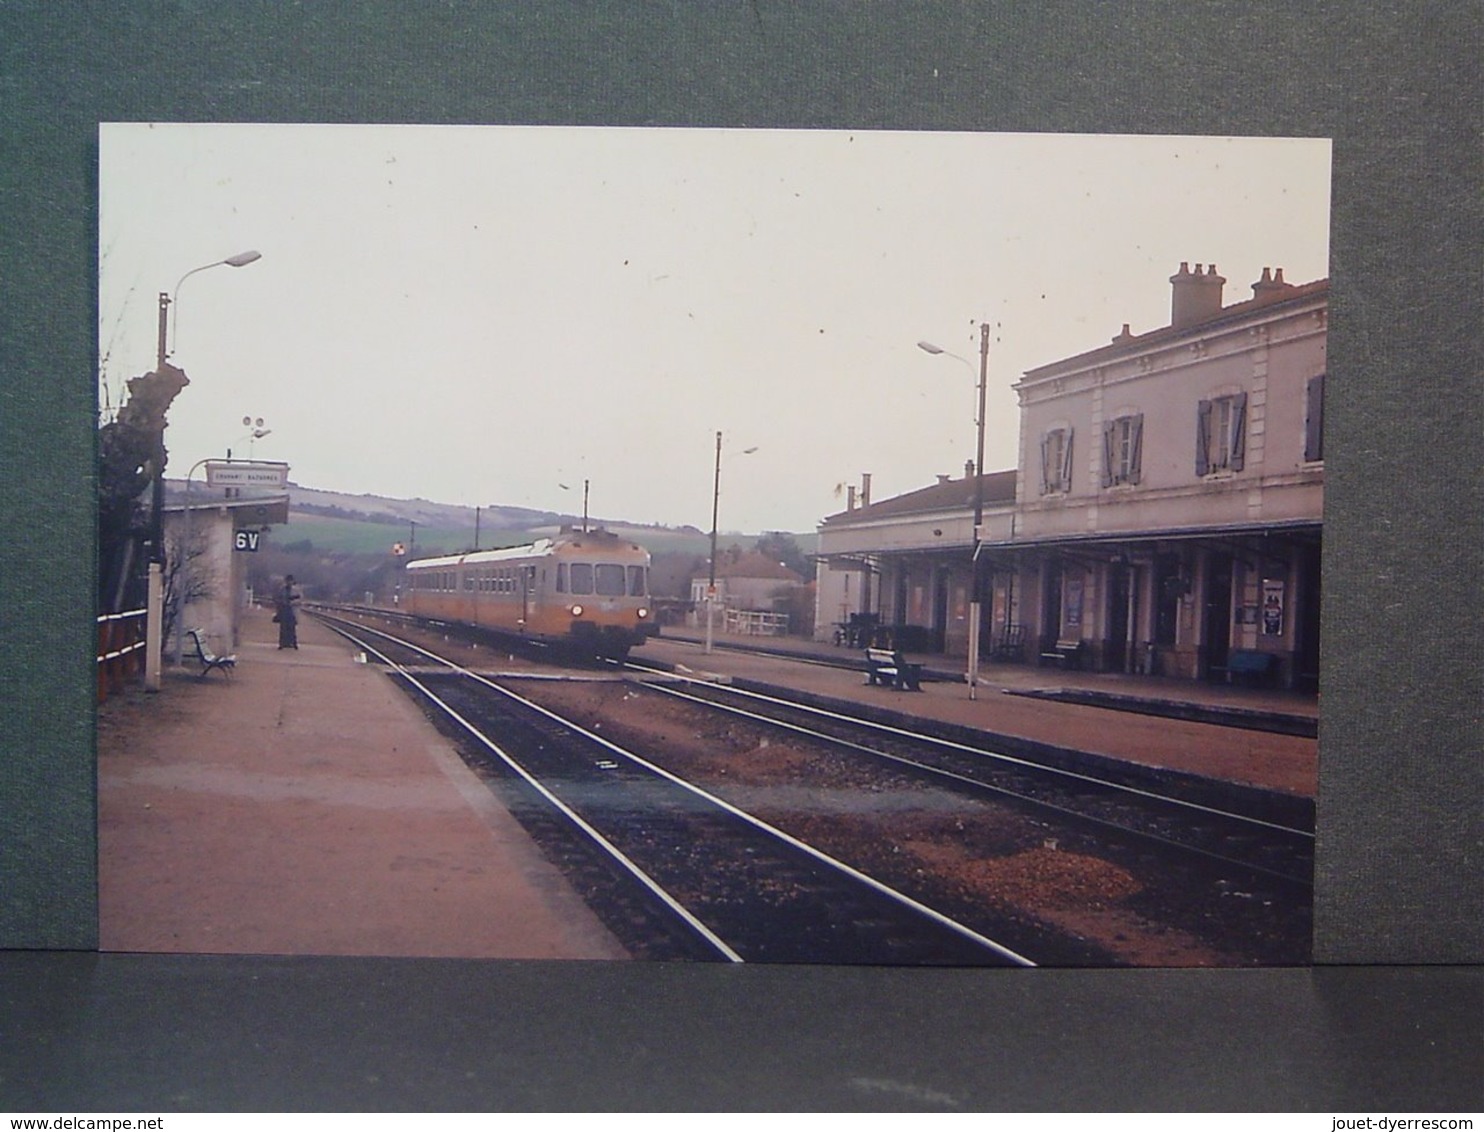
[1262,578,1286,635]
[1065,574,1084,630]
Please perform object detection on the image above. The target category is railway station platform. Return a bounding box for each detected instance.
[96,609,1318,958]
[643,627,1320,798]
[95,607,629,959]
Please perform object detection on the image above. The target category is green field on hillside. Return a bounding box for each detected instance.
[263,514,484,557]
[262,512,792,560]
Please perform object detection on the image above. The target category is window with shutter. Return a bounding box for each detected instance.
[1305,374,1325,462]
[1040,427,1073,494]
[1198,395,1245,475]
[1105,414,1143,486]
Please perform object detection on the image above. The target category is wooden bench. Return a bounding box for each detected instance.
[185,629,237,678]
[1225,648,1277,687]
[864,647,923,691]
[1039,639,1085,669]
[990,624,1026,662]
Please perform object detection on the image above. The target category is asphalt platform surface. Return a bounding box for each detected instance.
[643,626,1318,796]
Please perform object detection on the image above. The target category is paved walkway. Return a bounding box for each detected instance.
[643,628,1319,797]
[96,608,627,959]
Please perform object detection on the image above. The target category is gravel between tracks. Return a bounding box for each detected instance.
[502,677,1310,967]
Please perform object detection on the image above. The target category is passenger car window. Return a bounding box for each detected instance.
[595,564,626,596]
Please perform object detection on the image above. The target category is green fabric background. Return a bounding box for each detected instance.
[0,4,1478,1108]
[3,0,1477,963]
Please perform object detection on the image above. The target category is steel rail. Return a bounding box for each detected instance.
[313,610,1038,967]
[632,675,1311,889]
[625,660,1314,842]
[312,613,744,962]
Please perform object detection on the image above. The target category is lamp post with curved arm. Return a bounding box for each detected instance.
[918,322,991,699]
[156,250,263,370]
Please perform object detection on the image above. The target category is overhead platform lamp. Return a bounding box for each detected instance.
[917,322,991,699]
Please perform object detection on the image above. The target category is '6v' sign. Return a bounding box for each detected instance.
[234,530,261,552]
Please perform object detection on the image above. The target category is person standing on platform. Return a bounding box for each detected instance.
[275,574,300,649]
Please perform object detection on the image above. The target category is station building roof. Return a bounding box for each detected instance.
[820,469,1017,529]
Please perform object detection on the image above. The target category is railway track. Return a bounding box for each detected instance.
[311,608,1313,965]
[620,663,1315,892]
[311,610,1036,965]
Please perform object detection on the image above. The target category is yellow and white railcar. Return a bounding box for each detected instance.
[404,528,653,657]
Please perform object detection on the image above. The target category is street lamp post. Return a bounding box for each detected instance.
[158,251,263,369]
[704,432,757,655]
[706,431,722,655]
[145,250,262,688]
[918,322,992,699]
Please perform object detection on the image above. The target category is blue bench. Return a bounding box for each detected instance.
[1226,649,1277,687]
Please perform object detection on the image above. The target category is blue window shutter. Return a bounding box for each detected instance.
[1130,414,1144,484]
[1305,374,1325,461]
[1196,401,1212,476]
[1101,420,1115,488]
[1061,427,1075,492]
[1231,393,1248,472]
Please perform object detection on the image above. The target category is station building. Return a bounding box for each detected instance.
[161,478,290,655]
[815,263,1326,691]
[689,550,809,636]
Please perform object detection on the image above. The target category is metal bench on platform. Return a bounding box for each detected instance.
[185,629,237,679]
[1224,648,1278,687]
[1039,639,1085,670]
[864,647,923,691]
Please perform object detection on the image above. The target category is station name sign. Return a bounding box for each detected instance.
[205,460,290,489]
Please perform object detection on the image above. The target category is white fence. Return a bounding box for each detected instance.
[724,609,790,636]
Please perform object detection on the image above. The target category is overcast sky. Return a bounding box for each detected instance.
[99,125,1330,533]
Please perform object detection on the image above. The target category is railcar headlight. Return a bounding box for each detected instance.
[570,604,583,617]
[637,608,648,618]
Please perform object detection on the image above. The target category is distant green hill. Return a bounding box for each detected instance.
[236,481,815,560]
[266,513,802,560]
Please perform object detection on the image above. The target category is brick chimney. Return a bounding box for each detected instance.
[964,459,976,479]
[1250,266,1295,304]
[860,473,872,507]
[1169,262,1226,329]
[847,485,857,511]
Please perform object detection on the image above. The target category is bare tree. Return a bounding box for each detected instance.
[97,363,190,612]
[161,524,216,648]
